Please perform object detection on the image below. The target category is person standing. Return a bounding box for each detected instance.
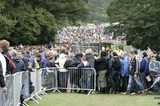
[139,52,148,89]
[120,52,129,92]
[96,51,108,93]
[123,51,145,95]
[149,55,160,93]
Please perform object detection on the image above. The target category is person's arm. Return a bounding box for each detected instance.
[135,58,139,74]
[78,63,84,68]
[0,61,7,93]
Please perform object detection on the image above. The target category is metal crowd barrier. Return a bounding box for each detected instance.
[41,67,96,95]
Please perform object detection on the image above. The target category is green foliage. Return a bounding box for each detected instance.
[117,44,127,50]
[0,3,15,39]
[85,0,113,23]
[106,0,160,51]
[0,0,89,45]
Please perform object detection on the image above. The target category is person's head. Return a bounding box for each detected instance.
[48,56,55,62]
[0,40,10,52]
[121,51,127,58]
[148,52,153,58]
[18,50,25,59]
[35,54,41,62]
[129,51,134,58]
[111,51,118,57]
[150,55,156,62]
[10,49,17,56]
[81,57,86,62]
[26,50,30,55]
[142,52,148,58]
[85,49,93,55]
[133,50,138,55]
[66,55,71,60]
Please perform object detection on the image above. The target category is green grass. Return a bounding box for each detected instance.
[28,93,160,106]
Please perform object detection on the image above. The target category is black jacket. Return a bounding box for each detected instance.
[96,57,108,72]
[64,60,76,69]
[85,53,95,68]
[130,57,139,76]
[0,61,5,87]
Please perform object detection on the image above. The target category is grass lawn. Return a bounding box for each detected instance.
[28,93,160,106]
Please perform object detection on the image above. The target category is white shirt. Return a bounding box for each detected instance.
[0,53,6,75]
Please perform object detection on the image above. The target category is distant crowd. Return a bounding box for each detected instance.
[0,39,160,96]
[57,26,114,44]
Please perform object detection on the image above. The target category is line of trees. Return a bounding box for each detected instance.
[106,0,160,51]
[0,0,89,45]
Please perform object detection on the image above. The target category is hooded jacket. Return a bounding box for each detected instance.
[85,53,95,68]
[12,55,26,73]
[120,57,130,76]
[78,61,92,75]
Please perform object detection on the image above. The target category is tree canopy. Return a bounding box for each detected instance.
[106,0,160,51]
[0,0,89,45]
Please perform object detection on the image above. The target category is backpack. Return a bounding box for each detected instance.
[5,55,16,75]
[112,57,121,71]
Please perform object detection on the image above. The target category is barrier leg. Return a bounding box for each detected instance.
[31,96,39,104]
[35,94,42,100]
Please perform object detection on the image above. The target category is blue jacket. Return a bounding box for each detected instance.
[140,57,148,74]
[12,55,26,73]
[42,56,48,68]
[78,61,92,75]
[149,61,160,76]
[25,54,35,69]
[120,57,129,76]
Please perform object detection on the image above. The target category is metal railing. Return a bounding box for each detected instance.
[41,67,96,95]
[0,67,96,106]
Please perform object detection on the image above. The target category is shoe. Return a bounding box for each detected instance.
[122,92,128,95]
[140,92,146,96]
[131,92,137,95]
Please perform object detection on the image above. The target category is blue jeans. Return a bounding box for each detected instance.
[59,72,68,88]
[127,75,144,93]
[79,74,91,89]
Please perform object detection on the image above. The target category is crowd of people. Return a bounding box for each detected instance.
[57,26,114,44]
[0,39,160,97]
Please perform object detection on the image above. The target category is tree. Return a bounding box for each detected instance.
[106,0,160,51]
[0,3,15,39]
[1,0,89,45]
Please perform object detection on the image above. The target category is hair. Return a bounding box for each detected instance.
[112,51,118,56]
[66,55,71,60]
[142,52,148,57]
[129,51,134,55]
[48,56,55,60]
[35,54,41,58]
[18,50,25,55]
[0,40,10,51]
[122,51,127,56]
[61,49,65,53]
[133,50,138,54]
[10,49,17,56]
[85,49,92,54]
[81,57,86,61]
[26,50,30,54]
[152,50,156,54]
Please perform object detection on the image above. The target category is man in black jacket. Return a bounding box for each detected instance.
[123,51,145,95]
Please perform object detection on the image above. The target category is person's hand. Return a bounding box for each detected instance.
[2,87,7,93]
[122,75,124,77]
[134,74,137,78]
[32,69,36,72]
[154,70,158,73]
